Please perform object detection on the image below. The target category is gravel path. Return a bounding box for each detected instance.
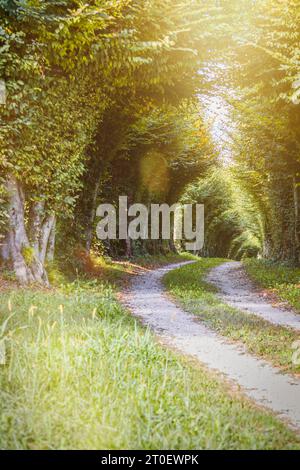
[207,261,300,331]
[123,262,300,430]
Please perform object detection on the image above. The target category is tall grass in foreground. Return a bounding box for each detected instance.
[0,278,299,449]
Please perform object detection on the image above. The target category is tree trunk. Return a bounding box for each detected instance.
[47,216,56,262]
[5,176,49,286]
[28,200,45,257]
[125,237,132,258]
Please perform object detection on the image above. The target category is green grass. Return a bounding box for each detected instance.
[164,259,300,375]
[244,259,300,312]
[131,251,198,267]
[1,268,300,449]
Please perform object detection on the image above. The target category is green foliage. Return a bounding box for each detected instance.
[127,101,215,202]
[2,0,300,449]
[0,1,116,216]
[233,1,300,263]
[227,91,300,262]
[2,0,300,271]
[164,259,300,375]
